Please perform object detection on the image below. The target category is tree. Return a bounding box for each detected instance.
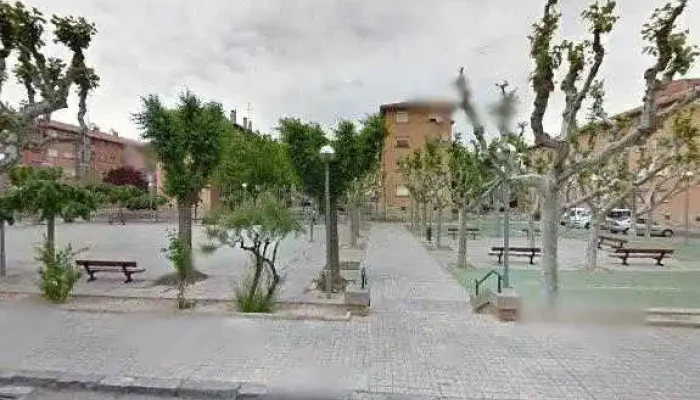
[103,166,148,191]
[279,115,385,290]
[106,185,142,224]
[0,1,99,177]
[213,127,297,205]
[202,192,301,311]
[134,91,229,277]
[4,166,96,256]
[574,105,700,270]
[456,0,698,306]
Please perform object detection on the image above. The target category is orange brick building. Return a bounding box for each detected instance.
[379,101,455,218]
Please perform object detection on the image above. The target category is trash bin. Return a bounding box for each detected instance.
[426,227,432,242]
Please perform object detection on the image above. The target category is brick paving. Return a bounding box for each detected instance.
[1,224,700,399]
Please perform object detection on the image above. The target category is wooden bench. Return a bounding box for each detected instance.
[76,259,144,283]
[608,248,674,266]
[598,235,628,249]
[489,247,541,265]
[447,227,480,240]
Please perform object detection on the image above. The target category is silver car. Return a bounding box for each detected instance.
[614,218,674,237]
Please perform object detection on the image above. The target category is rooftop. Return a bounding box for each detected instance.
[379,100,456,114]
[40,120,144,147]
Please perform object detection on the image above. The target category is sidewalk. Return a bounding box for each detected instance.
[1,224,700,399]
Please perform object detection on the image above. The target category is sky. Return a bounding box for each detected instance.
[5,0,700,142]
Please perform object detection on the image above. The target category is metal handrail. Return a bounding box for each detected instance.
[474,269,503,296]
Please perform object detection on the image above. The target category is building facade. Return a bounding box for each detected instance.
[379,101,455,218]
[21,120,153,180]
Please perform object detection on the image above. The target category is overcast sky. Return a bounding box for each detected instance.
[6,0,700,141]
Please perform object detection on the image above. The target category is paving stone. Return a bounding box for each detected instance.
[127,376,180,396]
[54,372,104,389]
[177,379,241,399]
[0,385,35,398]
[11,370,62,387]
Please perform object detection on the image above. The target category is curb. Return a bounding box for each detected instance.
[0,369,244,399]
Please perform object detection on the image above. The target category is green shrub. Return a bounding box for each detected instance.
[36,242,82,303]
[233,270,276,313]
[163,231,195,309]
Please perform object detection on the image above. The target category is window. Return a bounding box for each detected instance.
[428,113,443,123]
[396,185,409,197]
[47,148,58,158]
[396,139,409,148]
[396,111,409,123]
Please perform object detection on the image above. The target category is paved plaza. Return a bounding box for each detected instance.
[1,223,700,398]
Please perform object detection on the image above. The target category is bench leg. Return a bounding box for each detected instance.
[497,254,503,264]
[529,255,535,265]
[656,257,664,266]
[86,268,96,282]
[622,257,629,266]
[124,272,133,283]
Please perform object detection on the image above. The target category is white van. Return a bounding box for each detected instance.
[605,208,632,233]
[561,207,592,229]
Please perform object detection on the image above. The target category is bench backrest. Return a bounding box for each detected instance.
[76,260,137,267]
[614,248,674,254]
[491,247,541,252]
[600,236,627,242]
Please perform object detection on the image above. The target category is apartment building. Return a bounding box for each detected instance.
[379,101,455,218]
[21,119,153,180]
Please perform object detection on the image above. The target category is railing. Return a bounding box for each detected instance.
[474,269,503,296]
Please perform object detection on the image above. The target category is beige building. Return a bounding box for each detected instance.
[378,101,455,218]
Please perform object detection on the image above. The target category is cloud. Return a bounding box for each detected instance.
[7,0,700,141]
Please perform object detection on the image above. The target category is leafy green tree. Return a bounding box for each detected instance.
[134,91,229,276]
[0,1,99,177]
[4,166,96,256]
[214,127,297,204]
[202,192,301,312]
[279,115,385,290]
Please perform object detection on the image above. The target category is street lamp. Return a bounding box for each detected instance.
[684,170,695,244]
[241,182,248,202]
[0,152,6,277]
[320,145,335,293]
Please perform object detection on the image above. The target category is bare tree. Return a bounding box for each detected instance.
[0,2,99,176]
[456,0,699,306]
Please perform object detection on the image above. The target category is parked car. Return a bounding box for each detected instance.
[604,208,632,232]
[560,207,592,229]
[622,218,674,237]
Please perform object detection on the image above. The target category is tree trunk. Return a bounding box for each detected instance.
[409,197,416,232]
[177,198,193,272]
[528,211,536,248]
[585,214,603,271]
[540,178,560,308]
[456,206,468,269]
[421,202,428,239]
[349,205,359,248]
[46,215,56,257]
[247,257,264,305]
[436,205,443,248]
[646,211,653,238]
[629,188,638,237]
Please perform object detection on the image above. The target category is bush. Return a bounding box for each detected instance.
[163,231,196,309]
[36,243,82,303]
[233,269,276,313]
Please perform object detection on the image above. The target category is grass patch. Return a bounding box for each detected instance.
[454,268,700,310]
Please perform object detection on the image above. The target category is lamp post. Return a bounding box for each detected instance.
[242,182,248,203]
[684,171,694,244]
[320,145,335,292]
[0,152,6,277]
